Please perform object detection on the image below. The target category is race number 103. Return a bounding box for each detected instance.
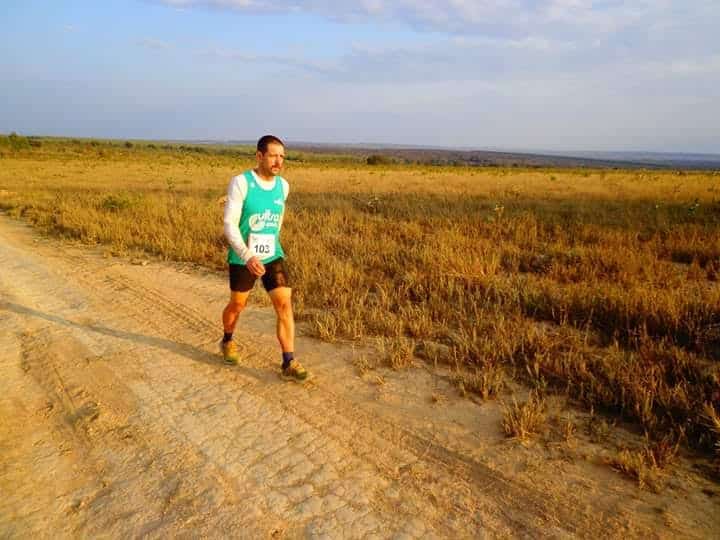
[248,233,275,259]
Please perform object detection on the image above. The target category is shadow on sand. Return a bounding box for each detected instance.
[2,300,280,384]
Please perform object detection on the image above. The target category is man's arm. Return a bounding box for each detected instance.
[278,178,289,231]
[223,175,252,262]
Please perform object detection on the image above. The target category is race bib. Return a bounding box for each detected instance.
[248,233,275,259]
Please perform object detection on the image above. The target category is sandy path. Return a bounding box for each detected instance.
[1,215,718,539]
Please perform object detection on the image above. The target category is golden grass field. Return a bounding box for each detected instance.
[2,135,719,473]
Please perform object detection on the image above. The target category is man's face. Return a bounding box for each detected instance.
[256,143,285,176]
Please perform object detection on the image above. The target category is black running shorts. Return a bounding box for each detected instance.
[229,258,290,293]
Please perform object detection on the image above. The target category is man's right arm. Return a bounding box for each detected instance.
[223,175,253,263]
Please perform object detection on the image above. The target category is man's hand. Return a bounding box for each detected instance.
[246,256,265,277]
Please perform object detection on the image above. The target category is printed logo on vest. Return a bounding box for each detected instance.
[248,210,281,232]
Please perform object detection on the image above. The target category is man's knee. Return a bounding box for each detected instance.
[271,289,292,314]
[226,297,247,314]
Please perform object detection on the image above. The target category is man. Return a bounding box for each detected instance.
[220,135,307,381]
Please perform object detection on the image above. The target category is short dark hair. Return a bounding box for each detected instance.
[257,135,284,154]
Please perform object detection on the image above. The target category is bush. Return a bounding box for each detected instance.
[366,154,393,166]
[7,132,31,151]
[100,193,137,212]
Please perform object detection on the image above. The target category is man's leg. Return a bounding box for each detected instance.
[269,286,294,353]
[223,290,250,334]
[269,286,307,380]
[221,290,250,364]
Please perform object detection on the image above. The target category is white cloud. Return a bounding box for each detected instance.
[667,55,720,76]
[635,54,720,78]
[137,38,173,50]
[451,34,578,53]
[150,0,719,39]
[149,0,720,83]
[196,47,337,74]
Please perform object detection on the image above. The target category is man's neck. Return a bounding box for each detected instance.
[253,168,275,182]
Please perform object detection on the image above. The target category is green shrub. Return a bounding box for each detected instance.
[7,132,31,150]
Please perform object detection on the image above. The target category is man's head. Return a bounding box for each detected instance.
[255,135,285,178]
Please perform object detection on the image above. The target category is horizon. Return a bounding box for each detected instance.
[8,131,720,161]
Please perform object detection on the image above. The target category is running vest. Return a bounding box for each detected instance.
[227,170,286,265]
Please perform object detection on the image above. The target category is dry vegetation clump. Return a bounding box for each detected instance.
[703,403,720,473]
[378,336,415,369]
[502,391,547,444]
[455,361,506,401]
[607,434,681,491]
[1,138,719,457]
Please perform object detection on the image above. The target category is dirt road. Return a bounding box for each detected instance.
[1,215,718,538]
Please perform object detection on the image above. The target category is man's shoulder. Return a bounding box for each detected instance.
[226,173,249,203]
[233,170,252,180]
[230,171,251,185]
[278,176,289,197]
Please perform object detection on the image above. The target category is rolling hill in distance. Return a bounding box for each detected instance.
[7,132,720,170]
[203,140,720,170]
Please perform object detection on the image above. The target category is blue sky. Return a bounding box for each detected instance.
[2,0,719,153]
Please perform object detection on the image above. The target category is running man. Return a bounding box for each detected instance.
[220,135,307,381]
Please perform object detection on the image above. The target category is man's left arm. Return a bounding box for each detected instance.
[279,178,290,231]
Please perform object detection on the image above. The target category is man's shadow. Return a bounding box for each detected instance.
[2,300,278,384]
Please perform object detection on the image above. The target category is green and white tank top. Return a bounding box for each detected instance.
[227,170,285,265]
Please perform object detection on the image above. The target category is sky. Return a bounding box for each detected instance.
[2,1,719,153]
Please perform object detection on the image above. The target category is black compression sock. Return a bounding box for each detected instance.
[282,352,294,369]
[222,332,233,343]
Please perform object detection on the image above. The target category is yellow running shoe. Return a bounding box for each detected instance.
[220,340,239,365]
[281,359,308,381]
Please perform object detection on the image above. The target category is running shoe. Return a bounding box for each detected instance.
[220,340,239,365]
[281,359,308,381]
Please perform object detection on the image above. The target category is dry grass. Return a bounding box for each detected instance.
[608,434,680,491]
[703,403,720,472]
[561,415,577,448]
[1,136,719,455]
[502,391,548,443]
[456,362,506,401]
[586,411,616,444]
[377,336,415,369]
